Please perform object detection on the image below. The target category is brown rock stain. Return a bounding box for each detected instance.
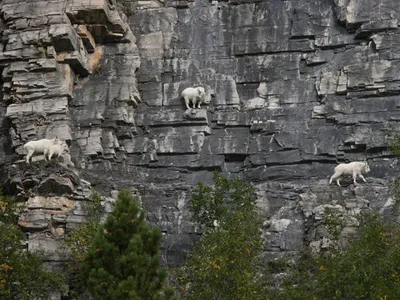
[89,46,104,73]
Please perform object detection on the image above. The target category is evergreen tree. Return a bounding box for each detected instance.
[80,190,175,300]
[178,171,264,300]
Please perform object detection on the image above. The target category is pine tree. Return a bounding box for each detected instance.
[178,171,265,300]
[80,190,175,300]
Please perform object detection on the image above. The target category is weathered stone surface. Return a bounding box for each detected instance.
[1,0,400,283]
[37,175,75,195]
[26,196,75,211]
[28,232,67,261]
[121,0,400,262]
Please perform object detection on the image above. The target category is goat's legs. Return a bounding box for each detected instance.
[359,174,367,183]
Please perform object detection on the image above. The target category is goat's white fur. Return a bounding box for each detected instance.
[182,86,207,109]
[329,161,370,186]
[44,142,68,161]
[24,138,68,164]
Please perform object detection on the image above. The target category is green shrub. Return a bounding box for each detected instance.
[0,191,64,299]
[178,171,264,300]
[268,214,400,300]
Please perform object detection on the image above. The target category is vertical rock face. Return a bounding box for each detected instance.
[125,0,400,262]
[0,0,140,296]
[1,0,400,273]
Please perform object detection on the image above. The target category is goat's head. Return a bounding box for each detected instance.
[364,162,371,173]
[52,136,60,144]
[61,141,69,151]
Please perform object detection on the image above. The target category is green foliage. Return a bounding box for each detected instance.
[0,191,64,299]
[189,171,257,229]
[386,125,400,158]
[178,171,264,300]
[82,191,103,222]
[324,208,344,241]
[66,191,103,259]
[80,190,175,300]
[63,221,99,299]
[63,191,103,299]
[32,39,47,56]
[64,221,99,265]
[267,214,400,300]
[392,178,400,211]
[385,125,400,209]
[263,250,319,300]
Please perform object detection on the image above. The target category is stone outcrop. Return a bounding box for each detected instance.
[0,0,139,298]
[1,1,400,296]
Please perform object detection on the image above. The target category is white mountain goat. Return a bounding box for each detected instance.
[329,161,370,186]
[24,138,68,164]
[181,86,207,109]
[44,141,69,161]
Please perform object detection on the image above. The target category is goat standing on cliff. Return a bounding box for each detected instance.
[24,138,68,164]
[181,86,212,110]
[329,161,370,186]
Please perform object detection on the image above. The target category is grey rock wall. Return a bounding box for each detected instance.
[0,0,140,297]
[1,0,400,281]
[126,0,400,262]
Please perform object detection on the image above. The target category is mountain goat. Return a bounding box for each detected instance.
[329,161,370,186]
[44,141,69,161]
[181,86,207,109]
[24,138,68,164]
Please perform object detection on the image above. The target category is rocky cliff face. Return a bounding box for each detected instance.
[1,0,400,286]
[126,0,400,261]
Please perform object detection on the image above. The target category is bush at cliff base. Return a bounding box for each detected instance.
[0,192,64,299]
[80,189,176,299]
[266,214,400,300]
[177,171,265,300]
[63,192,103,299]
